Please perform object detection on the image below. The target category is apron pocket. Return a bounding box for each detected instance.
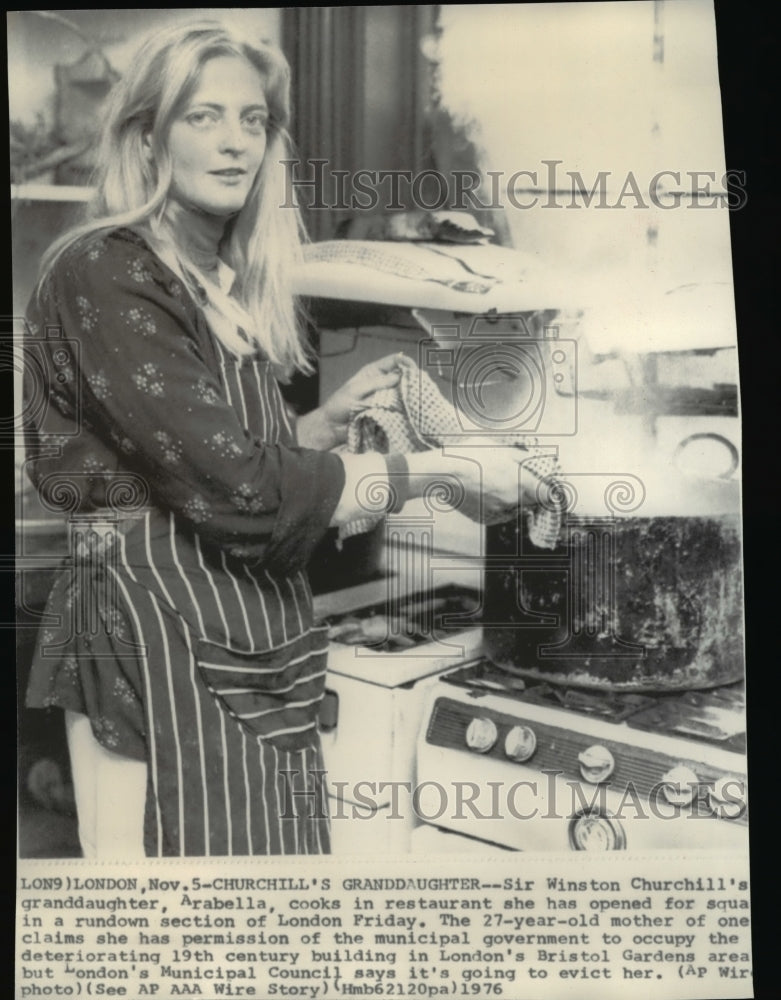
[195,626,329,751]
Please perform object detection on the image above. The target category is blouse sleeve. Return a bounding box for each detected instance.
[41,233,345,574]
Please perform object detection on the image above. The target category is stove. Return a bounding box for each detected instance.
[412,659,748,853]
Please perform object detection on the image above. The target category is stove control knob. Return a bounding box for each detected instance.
[578,745,615,783]
[660,765,699,806]
[465,717,498,753]
[569,809,626,851]
[505,725,537,762]
[708,776,746,820]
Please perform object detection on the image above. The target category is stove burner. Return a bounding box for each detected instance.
[627,684,746,752]
[534,685,655,722]
[442,659,653,721]
[442,658,746,749]
[325,585,480,653]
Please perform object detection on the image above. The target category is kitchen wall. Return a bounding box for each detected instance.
[432,1,739,516]
[434,0,732,290]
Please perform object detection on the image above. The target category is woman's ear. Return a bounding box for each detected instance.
[142,132,153,160]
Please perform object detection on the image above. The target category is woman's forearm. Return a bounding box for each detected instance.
[329,450,459,526]
[329,452,389,524]
[330,445,544,528]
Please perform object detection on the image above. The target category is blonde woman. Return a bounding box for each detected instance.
[24,20,534,857]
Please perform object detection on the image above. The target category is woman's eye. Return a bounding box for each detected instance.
[186,110,218,128]
[242,109,269,131]
[242,114,268,134]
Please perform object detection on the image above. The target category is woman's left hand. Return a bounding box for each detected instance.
[299,354,402,449]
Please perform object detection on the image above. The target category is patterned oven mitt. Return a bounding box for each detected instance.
[340,355,562,548]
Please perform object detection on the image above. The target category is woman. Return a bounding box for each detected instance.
[23,20,536,858]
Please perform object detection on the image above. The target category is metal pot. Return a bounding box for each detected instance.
[483,514,744,691]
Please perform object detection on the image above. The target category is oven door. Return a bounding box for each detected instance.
[319,668,451,854]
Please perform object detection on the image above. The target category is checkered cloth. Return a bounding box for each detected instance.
[340,355,562,548]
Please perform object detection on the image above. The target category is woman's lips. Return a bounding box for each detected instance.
[210,169,247,185]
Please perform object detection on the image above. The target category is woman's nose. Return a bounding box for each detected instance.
[218,117,247,153]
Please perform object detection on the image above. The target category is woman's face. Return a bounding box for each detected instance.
[166,54,269,218]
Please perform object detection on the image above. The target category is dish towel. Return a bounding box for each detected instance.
[339,355,562,548]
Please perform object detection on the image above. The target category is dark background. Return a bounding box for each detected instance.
[713,3,776,999]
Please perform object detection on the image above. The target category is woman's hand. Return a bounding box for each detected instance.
[298,354,402,450]
[405,443,547,519]
[321,354,402,441]
[458,443,549,518]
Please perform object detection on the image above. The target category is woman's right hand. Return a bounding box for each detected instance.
[320,354,402,443]
[298,354,402,451]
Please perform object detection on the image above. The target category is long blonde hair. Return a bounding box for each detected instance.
[39,19,311,374]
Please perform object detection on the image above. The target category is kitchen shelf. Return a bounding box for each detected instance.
[11,183,94,203]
